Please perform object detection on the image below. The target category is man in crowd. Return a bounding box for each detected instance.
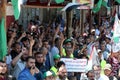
[104,64,117,80]
[50,54,61,75]
[56,63,68,80]
[10,47,28,79]
[35,51,48,74]
[18,56,39,80]
[86,70,95,80]
[0,60,8,80]
[44,71,56,80]
[93,64,109,80]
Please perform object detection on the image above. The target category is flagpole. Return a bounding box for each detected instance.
[3,0,7,61]
[80,9,84,35]
[89,9,92,33]
[0,0,7,61]
[79,10,81,35]
[66,10,73,38]
[3,0,6,30]
[0,0,7,31]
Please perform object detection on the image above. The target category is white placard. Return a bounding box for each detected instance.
[60,58,87,72]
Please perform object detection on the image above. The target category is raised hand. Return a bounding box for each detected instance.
[30,66,39,75]
[21,47,27,54]
[11,31,16,38]
[21,32,26,37]
[30,37,35,47]
[30,66,36,75]
[34,67,39,74]
[55,25,60,35]
[60,32,65,43]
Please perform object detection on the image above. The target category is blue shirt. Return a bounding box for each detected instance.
[45,53,51,69]
[18,68,36,80]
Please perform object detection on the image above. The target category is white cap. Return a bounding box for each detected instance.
[104,64,111,70]
[31,25,36,29]
[106,35,111,40]
[97,49,101,53]
[44,71,53,78]
[91,29,95,33]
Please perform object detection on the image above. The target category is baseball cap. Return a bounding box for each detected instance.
[104,64,111,70]
[53,54,60,59]
[43,71,54,78]
[97,49,101,53]
[91,29,95,33]
[105,35,111,40]
[63,39,72,44]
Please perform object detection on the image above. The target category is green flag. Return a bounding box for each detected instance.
[102,0,110,10]
[55,0,64,4]
[115,0,120,4]
[0,18,7,60]
[11,0,23,20]
[92,0,102,13]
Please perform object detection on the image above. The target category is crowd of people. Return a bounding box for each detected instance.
[0,12,120,80]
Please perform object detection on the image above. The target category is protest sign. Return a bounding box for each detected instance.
[60,58,87,72]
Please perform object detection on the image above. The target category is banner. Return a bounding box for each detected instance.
[60,58,87,72]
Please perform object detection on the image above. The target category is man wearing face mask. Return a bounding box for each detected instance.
[18,56,39,80]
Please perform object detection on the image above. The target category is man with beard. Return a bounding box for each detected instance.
[20,37,30,48]
[86,70,95,80]
[10,47,29,79]
[56,61,68,80]
[10,42,22,59]
[18,56,39,80]
[35,51,48,74]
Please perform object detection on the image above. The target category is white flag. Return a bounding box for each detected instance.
[113,13,120,43]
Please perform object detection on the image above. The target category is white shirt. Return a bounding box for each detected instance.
[98,75,109,80]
